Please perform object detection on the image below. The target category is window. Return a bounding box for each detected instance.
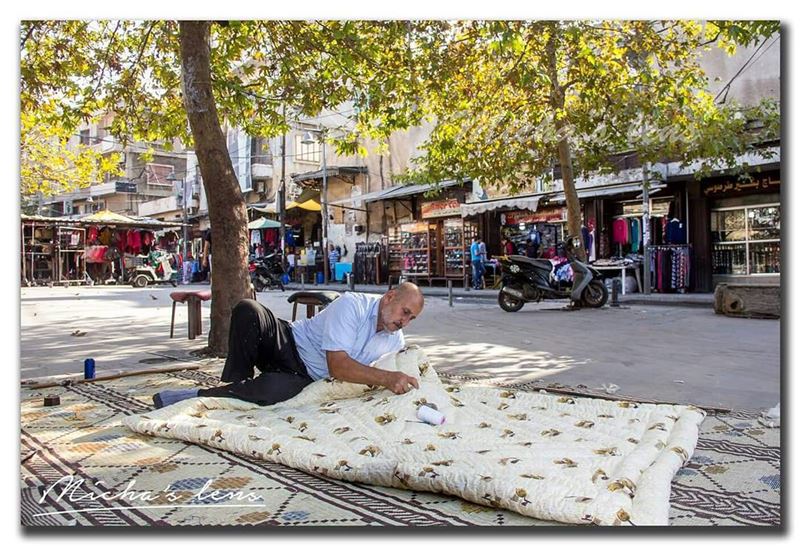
[251,137,273,165]
[146,163,175,186]
[295,135,322,163]
[711,204,780,275]
[79,130,91,146]
[227,129,252,191]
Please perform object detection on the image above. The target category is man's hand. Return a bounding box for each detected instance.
[327,351,419,395]
[384,371,419,395]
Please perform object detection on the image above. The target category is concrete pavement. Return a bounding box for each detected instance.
[19,283,779,411]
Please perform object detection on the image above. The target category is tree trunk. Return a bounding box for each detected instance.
[545,25,586,261]
[179,21,251,356]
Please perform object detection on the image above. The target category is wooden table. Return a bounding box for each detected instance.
[592,264,642,295]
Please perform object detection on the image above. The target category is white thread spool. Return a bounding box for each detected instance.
[417,404,446,426]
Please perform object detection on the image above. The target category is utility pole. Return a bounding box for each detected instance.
[182,177,189,264]
[321,130,329,285]
[642,162,651,295]
[279,108,287,272]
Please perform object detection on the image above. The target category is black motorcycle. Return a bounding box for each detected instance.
[497,236,608,312]
[249,252,286,292]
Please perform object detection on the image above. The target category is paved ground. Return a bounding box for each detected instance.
[19,283,780,411]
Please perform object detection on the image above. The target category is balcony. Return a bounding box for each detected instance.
[252,163,273,180]
[138,195,199,217]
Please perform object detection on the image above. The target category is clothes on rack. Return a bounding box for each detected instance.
[353,242,386,284]
[649,245,691,293]
[612,217,629,244]
[598,229,610,259]
[630,218,641,253]
[666,218,687,244]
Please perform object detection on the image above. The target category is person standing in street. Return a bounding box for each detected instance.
[501,236,515,256]
[470,236,485,290]
[328,244,340,281]
[201,228,212,283]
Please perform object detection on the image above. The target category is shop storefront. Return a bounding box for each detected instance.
[498,206,568,259]
[388,196,478,286]
[21,213,186,287]
[704,173,781,285]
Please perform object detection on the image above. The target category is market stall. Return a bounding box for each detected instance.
[21,213,186,287]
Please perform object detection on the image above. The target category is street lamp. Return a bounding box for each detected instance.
[301,128,329,285]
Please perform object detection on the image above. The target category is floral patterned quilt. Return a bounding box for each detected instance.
[123,346,705,526]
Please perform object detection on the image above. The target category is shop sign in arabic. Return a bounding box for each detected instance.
[703,176,780,197]
[502,207,566,225]
[421,199,461,218]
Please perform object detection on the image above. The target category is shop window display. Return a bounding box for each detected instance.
[711,204,780,275]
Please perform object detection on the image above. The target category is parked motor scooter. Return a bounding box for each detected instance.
[249,252,285,292]
[497,236,608,312]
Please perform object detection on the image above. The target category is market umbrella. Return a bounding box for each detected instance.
[286,199,322,212]
[83,210,136,223]
[247,217,284,229]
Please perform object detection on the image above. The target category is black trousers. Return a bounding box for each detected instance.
[197,299,313,405]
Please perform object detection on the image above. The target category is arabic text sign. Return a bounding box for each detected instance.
[503,207,566,225]
[703,175,780,197]
[421,199,461,219]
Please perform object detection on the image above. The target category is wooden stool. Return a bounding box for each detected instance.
[287,291,341,320]
[170,290,212,340]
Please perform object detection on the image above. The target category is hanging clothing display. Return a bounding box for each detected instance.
[666,219,687,244]
[581,226,590,254]
[612,218,629,244]
[264,229,278,247]
[353,242,387,285]
[251,229,262,246]
[588,229,596,262]
[630,218,641,253]
[598,230,610,259]
[649,245,691,293]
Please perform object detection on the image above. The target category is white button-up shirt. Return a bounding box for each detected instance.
[290,292,405,380]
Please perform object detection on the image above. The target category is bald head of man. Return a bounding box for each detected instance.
[376,282,425,333]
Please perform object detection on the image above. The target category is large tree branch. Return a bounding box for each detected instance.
[92,20,122,96]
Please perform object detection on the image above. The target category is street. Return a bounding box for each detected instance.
[20,284,780,411]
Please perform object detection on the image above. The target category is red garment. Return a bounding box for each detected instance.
[127,230,142,254]
[87,226,99,244]
[115,230,127,251]
[264,229,278,246]
[612,218,629,244]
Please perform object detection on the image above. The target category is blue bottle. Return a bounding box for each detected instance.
[84,358,96,379]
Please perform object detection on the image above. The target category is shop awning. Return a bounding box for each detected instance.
[21,213,186,229]
[460,195,541,218]
[291,166,368,186]
[247,201,277,214]
[247,217,285,230]
[548,182,666,203]
[328,179,469,207]
[83,210,137,223]
[287,199,321,211]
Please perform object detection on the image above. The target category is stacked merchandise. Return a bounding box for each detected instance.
[387,229,404,276]
[443,220,467,277]
[400,228,430,275]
